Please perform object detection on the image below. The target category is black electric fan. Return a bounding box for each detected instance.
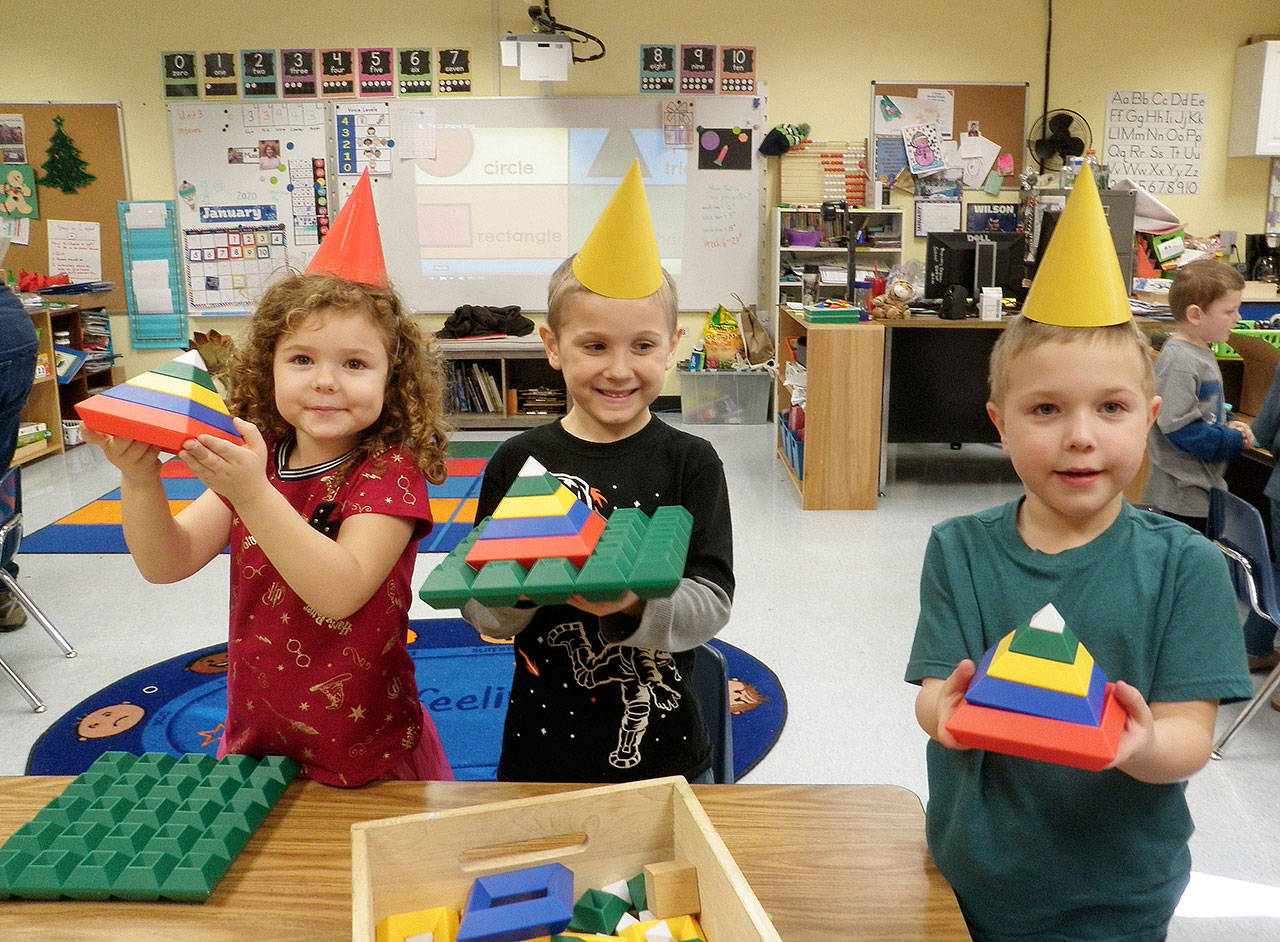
[1027,109,1091,172]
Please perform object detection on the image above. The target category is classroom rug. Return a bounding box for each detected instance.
[19,440,501,555]
[27,618,787,783]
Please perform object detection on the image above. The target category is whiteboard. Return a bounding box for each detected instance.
[169,101,330,314]
[336,95,767,313]
[170,96,767,314]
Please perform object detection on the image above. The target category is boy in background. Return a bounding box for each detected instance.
[906,166,1251,941]
[1142,258,1252,533]
[462,162,734,784]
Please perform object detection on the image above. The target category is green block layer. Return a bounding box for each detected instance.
[419,505,694,609]
[0,752,298,902]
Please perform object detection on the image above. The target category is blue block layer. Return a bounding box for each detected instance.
[964,644,1108,726]
[101,384,238,437]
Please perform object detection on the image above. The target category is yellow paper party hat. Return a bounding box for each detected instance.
[1020,163,1131,327]
[572,160,663,299]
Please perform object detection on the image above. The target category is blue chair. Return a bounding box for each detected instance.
[0,467,76,712]
[688,642,734,783]
[1206,487,1280,758]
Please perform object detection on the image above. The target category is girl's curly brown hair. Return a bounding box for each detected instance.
[225,273,450,484]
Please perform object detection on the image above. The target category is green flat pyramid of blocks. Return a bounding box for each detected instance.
[0,751,298,902]
[419,458,692,609]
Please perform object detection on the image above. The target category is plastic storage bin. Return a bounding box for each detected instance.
[679,370,771,424]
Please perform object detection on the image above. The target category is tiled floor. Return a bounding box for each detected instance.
[3,420,1279,939]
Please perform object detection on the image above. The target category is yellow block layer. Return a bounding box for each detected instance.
[375,905,459,942]
[619,915,703,942]
[985,630,1095,696]
[493,486,578,519]
[127,371,229,415]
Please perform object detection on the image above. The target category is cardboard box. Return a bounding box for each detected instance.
[351,777,781,942]
[679,369,771,424]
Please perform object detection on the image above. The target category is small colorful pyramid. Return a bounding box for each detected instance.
[74,350,244,454]
[944,603,1126,771]
[419,456,692,609]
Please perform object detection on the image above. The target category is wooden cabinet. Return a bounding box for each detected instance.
[775,307,883,510]
[438,338,569,429]
[15,306,65,465]
[13,304,118,465]
[1228,40,1280,156]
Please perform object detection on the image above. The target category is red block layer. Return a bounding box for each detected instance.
[464,512,606,570]
[75,397,243,455]
[944,683,1127,771]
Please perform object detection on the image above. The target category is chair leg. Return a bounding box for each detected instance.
[1213,658,1280,759]
[0,652,46,712]
[0,571,75,658]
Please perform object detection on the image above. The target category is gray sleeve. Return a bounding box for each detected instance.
[601,576,732,653]
[1154,345,1204,434]
[461,599,536,639]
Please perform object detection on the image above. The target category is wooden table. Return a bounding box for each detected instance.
[0,778,966,941]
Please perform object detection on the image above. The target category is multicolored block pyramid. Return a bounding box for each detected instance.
[419,456,692,609]
[74,350,243,454]
[944,603,1126,771]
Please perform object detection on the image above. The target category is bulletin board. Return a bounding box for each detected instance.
[347,94,767,313]
[0,102,129,312]
[870,82,1028,190]
[168,101,330,314]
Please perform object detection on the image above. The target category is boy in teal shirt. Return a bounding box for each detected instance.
[905,167,1251,941]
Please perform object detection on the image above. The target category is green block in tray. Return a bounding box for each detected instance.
[0,751,298,902]
[419,505,693,609]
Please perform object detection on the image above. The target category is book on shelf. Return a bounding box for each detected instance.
[515,386,566,415]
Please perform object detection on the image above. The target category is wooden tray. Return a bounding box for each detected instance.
[350,776,781,942]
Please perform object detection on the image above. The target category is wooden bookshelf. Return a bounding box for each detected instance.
[437,337,570,429]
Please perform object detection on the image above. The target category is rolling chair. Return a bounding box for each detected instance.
[688,642,734,783]
[0,466,76,712]
[1206,487,1280,758]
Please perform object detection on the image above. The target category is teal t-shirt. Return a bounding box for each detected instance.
[905,500,1251,942]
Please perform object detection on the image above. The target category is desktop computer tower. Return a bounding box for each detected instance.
[1032,188,1137,290]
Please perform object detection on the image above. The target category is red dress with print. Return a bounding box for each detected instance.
[222,440,437,786]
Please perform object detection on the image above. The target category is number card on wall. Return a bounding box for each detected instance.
[719,46,756,95]
[397,48,433,96]
[320,49,356,97]
[680,44,716,94]
[242,50,278,98]
[639,44,676,94]
[162,52,199,99]
[437,48,472,94]
[281,49,317,99]
[202,52,239,99]
[359,48,395,97]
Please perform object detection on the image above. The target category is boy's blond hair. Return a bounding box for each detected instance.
[1167,258,1245,322]
[545,254,678,334]
[226,272,450,484]
[988,315,1155,404]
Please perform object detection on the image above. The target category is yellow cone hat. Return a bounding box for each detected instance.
[572,160,663,299]
[1021,163,1131,327]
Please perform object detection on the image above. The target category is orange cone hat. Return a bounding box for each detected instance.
[572,160,663,299]
[1021,163,1131,327]
[305,169,388,287]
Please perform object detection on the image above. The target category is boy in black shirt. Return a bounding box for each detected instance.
[462,162,734,783]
